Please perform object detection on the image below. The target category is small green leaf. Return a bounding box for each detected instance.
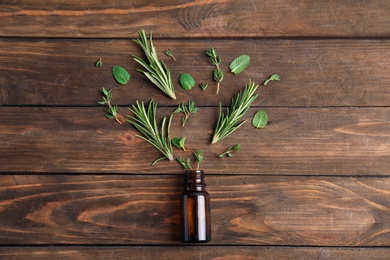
[112,66,130,84]
[179,73,195,90]
[172,137,186,151]
[229,54,250,74]
[95,58,103,67]
[252,110,268,129]
[199,83,208,91]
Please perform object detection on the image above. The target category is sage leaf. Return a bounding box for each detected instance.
[252,110,268,129]
[112,66,130,84]
[229,54,250,74]
[179,73,195,90]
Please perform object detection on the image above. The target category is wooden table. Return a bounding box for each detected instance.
[0,1,389,259]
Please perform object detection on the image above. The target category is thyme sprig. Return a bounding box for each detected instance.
[206,47,224,94]
[98,87,124,124]
[218,144,241,158]
[127,100,174,165]
[212,80,259,144]
[133,30,176,99]
[173,101,198,127]
[177,150,204,170]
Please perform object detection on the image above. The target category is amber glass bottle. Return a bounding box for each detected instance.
[181,170,211,242]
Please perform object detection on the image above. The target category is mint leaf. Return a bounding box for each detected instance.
[179,73,195,90]
[252,110,268,129]
[112,66,130,84]
[229,54,250,74]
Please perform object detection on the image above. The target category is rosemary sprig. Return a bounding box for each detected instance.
[212,80,259,144]
[218,144,241,158]
[127,100,174,165]
[133,30,176,99]
[206,47,224,94]
[173,101,198,127]
[98,87,124,124]
[164,49,176,61]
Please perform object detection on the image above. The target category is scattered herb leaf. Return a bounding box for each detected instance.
[199,83,208,91]
[98,87,124,124]
[112,66,131,85]
[206,47,224,94]
[252,110,268,129]
[127,100,174,165]
[263,74,280,85]
[212,80,259,144]
[173,101,198,127]
[95,58,103,67]
[133,30,176,99]
[229,54,250,74]
[172,136,186,151]
[164,49,176,61]
[179,73,196,91]
[218,144,241,158]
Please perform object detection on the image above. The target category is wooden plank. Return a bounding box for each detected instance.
[1,39,389,107]
[0,107,389,175]
[0,246,389,260]
[1,0,390,38]
[0,175,388,245]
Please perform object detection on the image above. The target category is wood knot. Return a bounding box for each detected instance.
[120,132,138,144]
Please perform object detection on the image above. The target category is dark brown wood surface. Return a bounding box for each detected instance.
[1,39,389,107]
[0,245,389,260]
[1,0,390,38]
[0,175,388,246]
[0,246,388,260]
[0,0,389,258]
[0,107,388,175]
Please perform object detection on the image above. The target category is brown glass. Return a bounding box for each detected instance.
[181,170,211,242]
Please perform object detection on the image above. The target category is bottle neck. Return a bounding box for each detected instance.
[184,170,206,192]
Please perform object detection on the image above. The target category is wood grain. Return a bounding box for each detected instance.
[1,0,390,38]
[0,107,388,175]
[0,175,388,246]
[1,39,389,107]
[0,246,389,260]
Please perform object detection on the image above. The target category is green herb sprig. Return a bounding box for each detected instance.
[206,47,224,94]
[218,144,241,158]
[127,100,174,165]
[133,30,176,99]
[212,80,259,144]
[164,49,176,61]
[177,150,204,170]
[95,58,103,67]
[173,101,198,127]
[263,74,280,85]
[194,150,203,170]
[98,87,124,124]
[177,157,192,170]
